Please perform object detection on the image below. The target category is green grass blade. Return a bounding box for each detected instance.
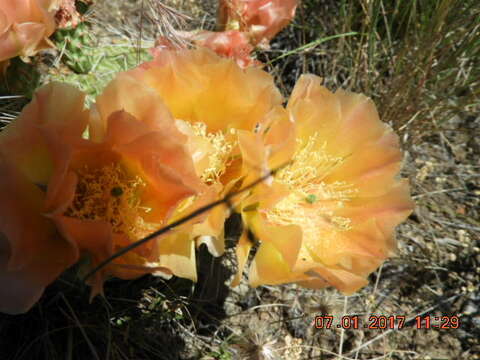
[267,32,358,65]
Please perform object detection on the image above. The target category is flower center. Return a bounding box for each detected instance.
[65,163,156,240]
[189,122,234,184]
[265,134,358,241]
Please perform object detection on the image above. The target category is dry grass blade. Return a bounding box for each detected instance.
[266,32,358,65]
[0,95,24,125]
[144,0,191,47]
[60,294,101,360]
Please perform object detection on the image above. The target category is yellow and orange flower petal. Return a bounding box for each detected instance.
[0,82,89,186]
[0,83,85,314]
[224,107,294,274]
[0,0,59,63]
[236,74,413,294]
[232,106,297,284]
[129,47,282,134]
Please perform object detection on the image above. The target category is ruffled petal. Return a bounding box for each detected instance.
[288,74,393,158]
[0,156,77,314]
[53,215,113,299]
[0,0,58,61]
[231,229,252,286]
[254,221,302,269]
[262,106,296,169]
[299,266,369,295]
[325,131,403,197]
[249,242,308,286]
[0,82,87,186]
[116,131,201,223]
[237,129,270,184]
[0,9,11,35]
[128,47,282,133]
[155,231,197,281]
[0,232,76,315]
[93,74,180,142]
[288,75,343,151]
[192,186,230,257]
[11,22,52,59]
[337,180,414,240]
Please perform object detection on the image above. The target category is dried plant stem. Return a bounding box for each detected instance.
[60,294,100,360]
[338,296,348,356]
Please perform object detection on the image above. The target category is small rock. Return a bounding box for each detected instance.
[463,301,477,315]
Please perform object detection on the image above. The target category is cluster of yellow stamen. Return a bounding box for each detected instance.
[265,134,358,242]
[190,122,234,184]
[65,163,157,240]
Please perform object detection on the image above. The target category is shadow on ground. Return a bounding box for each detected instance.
[0,232,236,360]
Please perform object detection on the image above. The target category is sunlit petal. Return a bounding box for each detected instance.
[236,74,413,294]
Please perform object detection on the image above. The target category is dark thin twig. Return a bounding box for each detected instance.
[60,294,101,360]
[83,162,291,282]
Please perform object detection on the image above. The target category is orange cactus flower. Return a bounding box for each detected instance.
[0,0,59,68]
[235,75,414,294]
[218,0,299,46]
[126,47,284,259]
[53,73,207,295]
[0,76,207,313]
